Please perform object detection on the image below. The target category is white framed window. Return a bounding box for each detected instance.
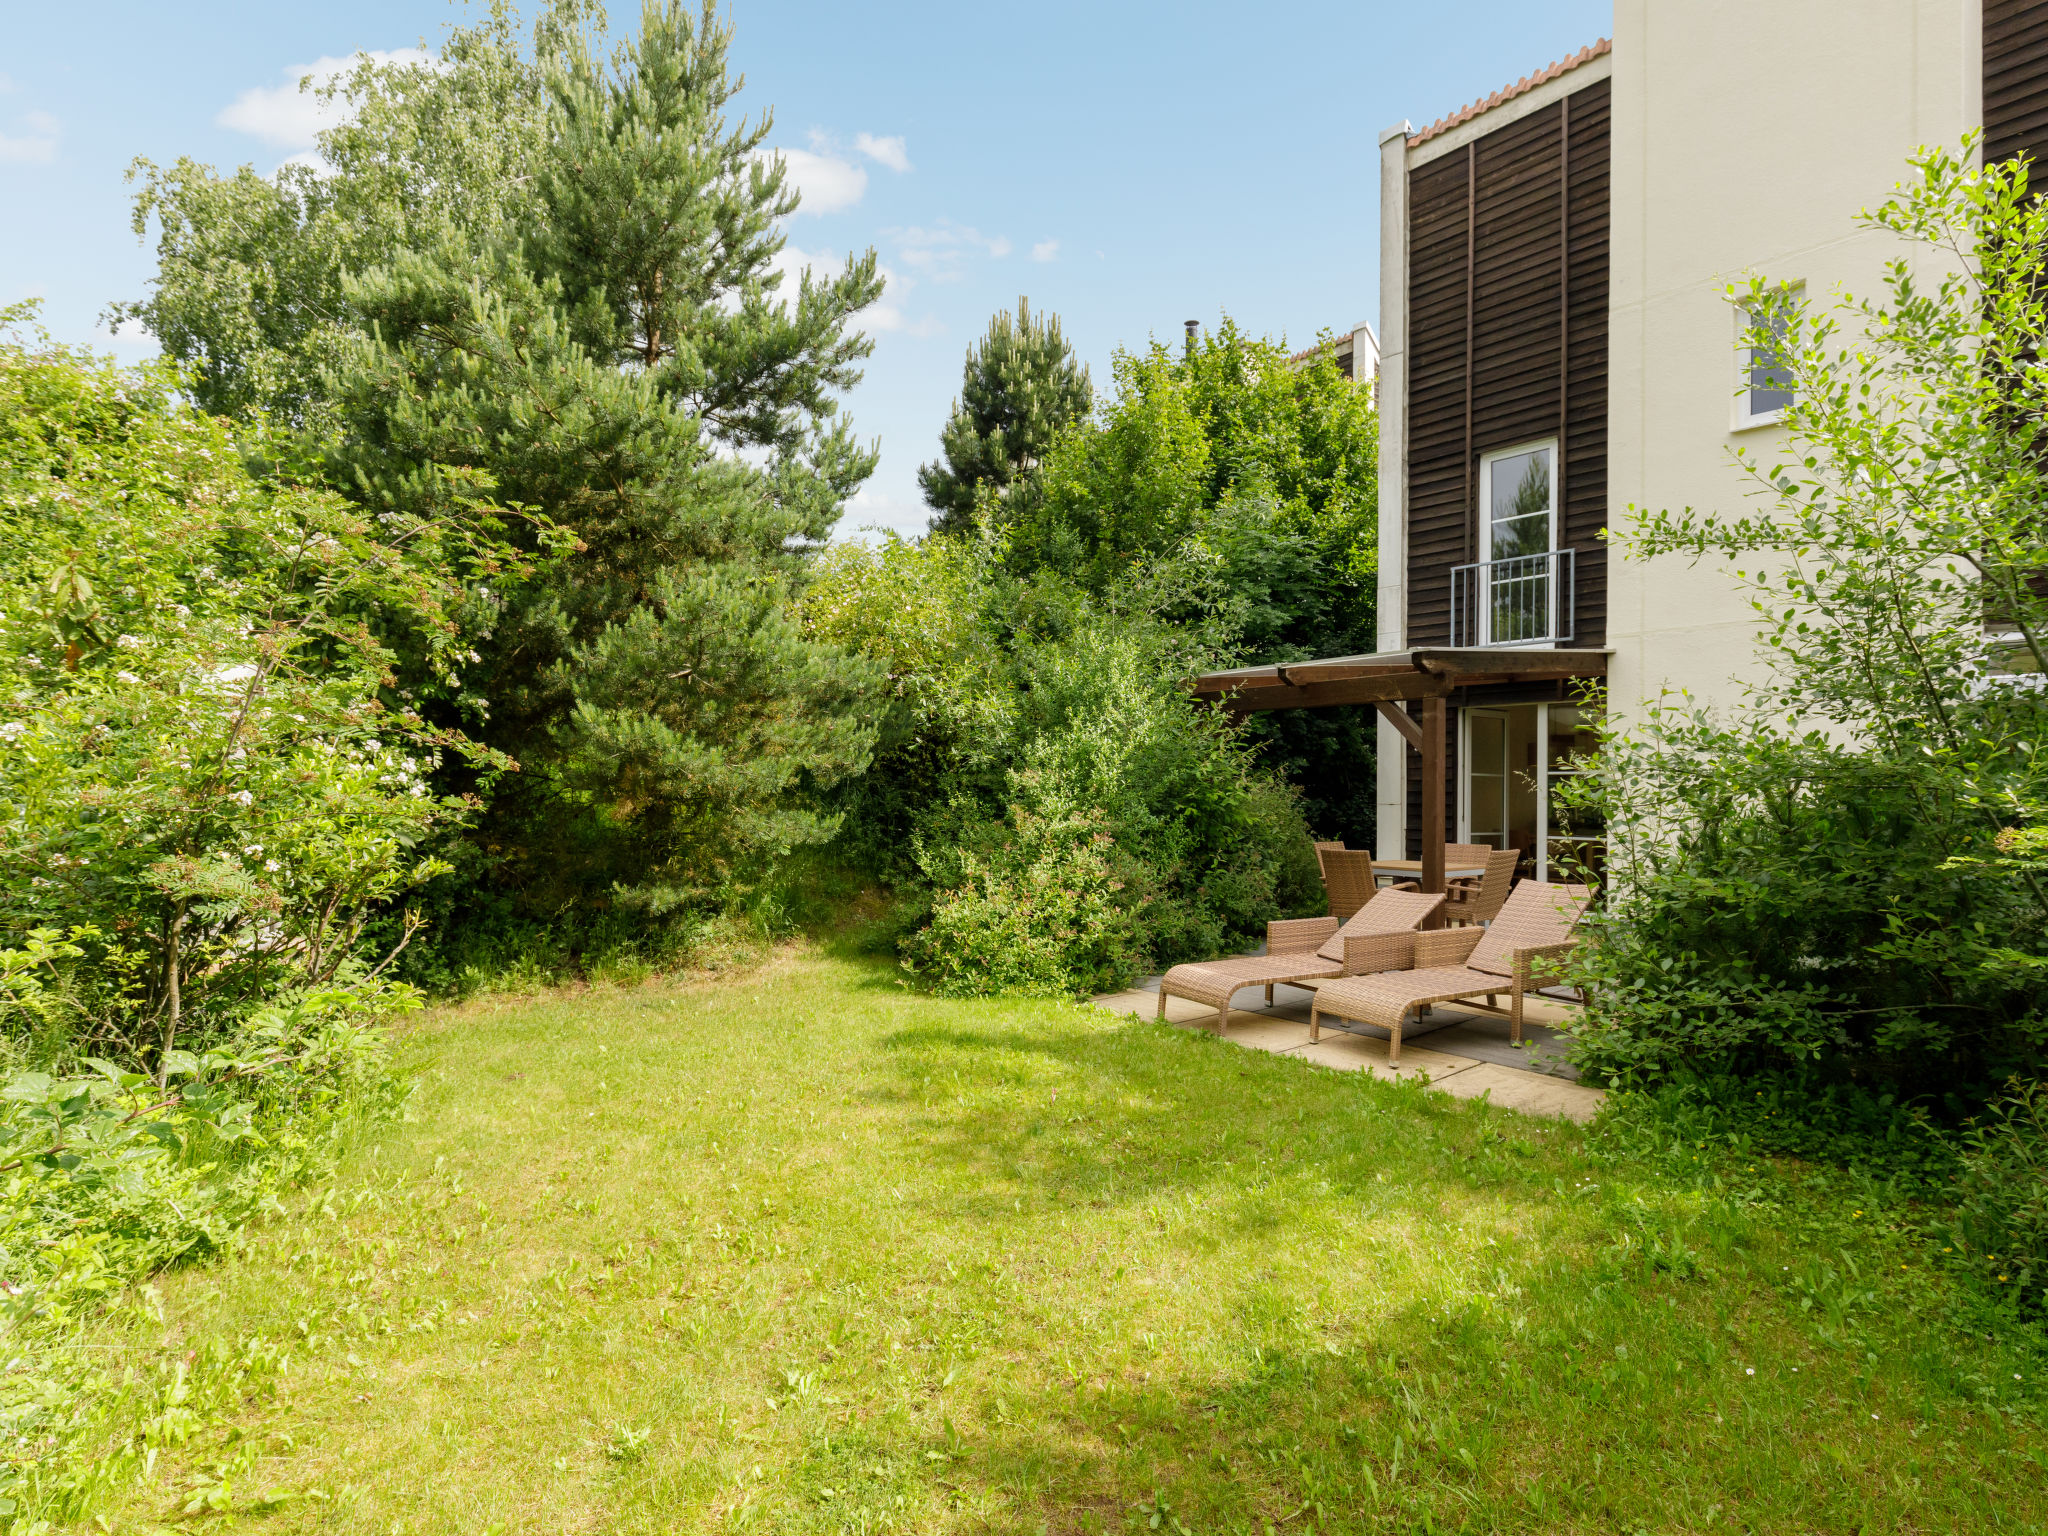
[1733,283,1801,430]
[1475,440,1558,646]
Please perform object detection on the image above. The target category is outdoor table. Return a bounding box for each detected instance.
[1372,861,1484,890]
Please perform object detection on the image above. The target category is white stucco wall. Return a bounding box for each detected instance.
[1605,0,1982,724]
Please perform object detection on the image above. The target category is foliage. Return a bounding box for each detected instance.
[113,5,569,428]
[0,984,406,1526]
[918,296,1092,538]
[0,320,503,1070]
[1571,139,2048,1111]
[805,534,1321,991]
[79,957,2048,1531]
[900,793,1144,997]
[1000,319,1383,843]
[1946,1077,2048,1315]
[117,0,886,925]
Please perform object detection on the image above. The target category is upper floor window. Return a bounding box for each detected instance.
[1479,440,1556,561]
[1735,285,1801,429]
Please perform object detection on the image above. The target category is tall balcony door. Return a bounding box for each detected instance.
[1476,440,1559,647]
[1458,701,1603,881]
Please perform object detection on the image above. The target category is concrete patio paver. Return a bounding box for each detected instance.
[1088,975,1605,1121]
[1289,1029,1478,1082]
[1431,1060,1605,1122]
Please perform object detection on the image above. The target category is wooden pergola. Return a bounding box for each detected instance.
[1190,647,1610,896]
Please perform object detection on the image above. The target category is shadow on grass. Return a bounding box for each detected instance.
[869,1009,1533,1230]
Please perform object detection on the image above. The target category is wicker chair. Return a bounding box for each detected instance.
[1313,841,1347,879]
[1321,848,1398,921]
[1157,887,1445,1033]
[1307,881,1591,1065]
[1442,847,1520,926]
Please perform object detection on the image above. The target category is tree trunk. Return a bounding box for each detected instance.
[157,902,185,1088]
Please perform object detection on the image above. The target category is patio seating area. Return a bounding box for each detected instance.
[1096,836,1606,1123]
[1094,971,1601,1119]
[1093,973,1604,1121]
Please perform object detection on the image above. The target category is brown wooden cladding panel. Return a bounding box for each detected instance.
[1987,0,2048,169]
[1406,150,1474,652]
[1564,78,1611,646]
[1404,78,1610,651]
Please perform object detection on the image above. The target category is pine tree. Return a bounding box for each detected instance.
[128,0,891,911]
[919,297,1091,537]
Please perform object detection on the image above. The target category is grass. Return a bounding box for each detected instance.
[89,948,2046,1534]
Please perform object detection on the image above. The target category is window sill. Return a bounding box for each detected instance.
[1730,408,1788,434]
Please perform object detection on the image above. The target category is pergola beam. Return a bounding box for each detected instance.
[1374,700,1424,749]
[1193,647,1610,714]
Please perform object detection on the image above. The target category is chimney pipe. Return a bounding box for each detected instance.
[1184,318,1198,356]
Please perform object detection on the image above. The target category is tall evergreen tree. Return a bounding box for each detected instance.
[919,297,1091,537]
[120,0,888,913]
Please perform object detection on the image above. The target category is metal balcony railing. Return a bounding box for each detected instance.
[1449,547,1575,648]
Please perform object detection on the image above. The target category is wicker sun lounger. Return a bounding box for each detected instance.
[1157,887,1447,1032]
[1308,881,1591,1065]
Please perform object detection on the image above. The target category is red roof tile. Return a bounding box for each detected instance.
[1407,38,1611,148]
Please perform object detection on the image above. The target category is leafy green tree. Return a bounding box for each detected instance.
[805,534,1320,992]
[1569,138,2048,1115]
[117,1,887,914]
[0,313,514,1067]
[1000,319,1381,841]
[919,298,1092,537]
[113,7,566,426]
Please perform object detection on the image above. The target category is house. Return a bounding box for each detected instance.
[1288,322,1380,394]
[1195,0,2048,891]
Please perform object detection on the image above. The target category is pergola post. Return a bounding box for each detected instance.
[1420,693,1446,916]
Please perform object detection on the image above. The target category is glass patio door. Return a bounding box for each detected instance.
[1461,709,1510,850]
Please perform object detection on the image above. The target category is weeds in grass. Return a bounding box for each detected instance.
[76,954,2048,1532]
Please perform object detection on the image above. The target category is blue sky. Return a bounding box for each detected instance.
[0,0,1610,539]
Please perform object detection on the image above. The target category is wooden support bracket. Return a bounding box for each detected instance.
[1374,700,1423,750]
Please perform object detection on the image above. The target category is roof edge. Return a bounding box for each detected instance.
[1407,38,1611,149]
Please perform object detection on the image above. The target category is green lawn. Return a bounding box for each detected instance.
[94,950,2045,1533]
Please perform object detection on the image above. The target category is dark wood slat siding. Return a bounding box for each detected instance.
[1986,0,2048,168]
[1564,78,1611,645]
[1401,77,1610,856]
[1403,81,1610,652]
[1405,151,1474,653]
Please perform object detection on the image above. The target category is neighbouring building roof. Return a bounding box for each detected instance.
[1407,37,1612,148]
[1288,324,1379,381]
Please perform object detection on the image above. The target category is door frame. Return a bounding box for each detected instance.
[1457,707,1512,849]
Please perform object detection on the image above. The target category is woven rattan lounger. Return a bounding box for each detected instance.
[1156,887,1446,1033]
[1308,881,1591,1065]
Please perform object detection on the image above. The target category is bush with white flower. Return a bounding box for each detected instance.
[0,309,522,1072]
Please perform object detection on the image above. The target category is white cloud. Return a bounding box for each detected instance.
[854,132,910,173]
[92,321,159,363]
[771,244,938,338]
[844,483,936,541]
[888,221,1012,284]
[217,49,432,150]
[769,145,868,215]
[0,109,59,165]
[1030,239,1059,263]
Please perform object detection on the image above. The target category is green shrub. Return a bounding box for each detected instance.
[1574,144,2048,1119]
[0,983,405,1521]
[806,537,1323,996]
[902,797,1145,998]
[0,318,509,1070]
[1945,1078,2048,1315]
